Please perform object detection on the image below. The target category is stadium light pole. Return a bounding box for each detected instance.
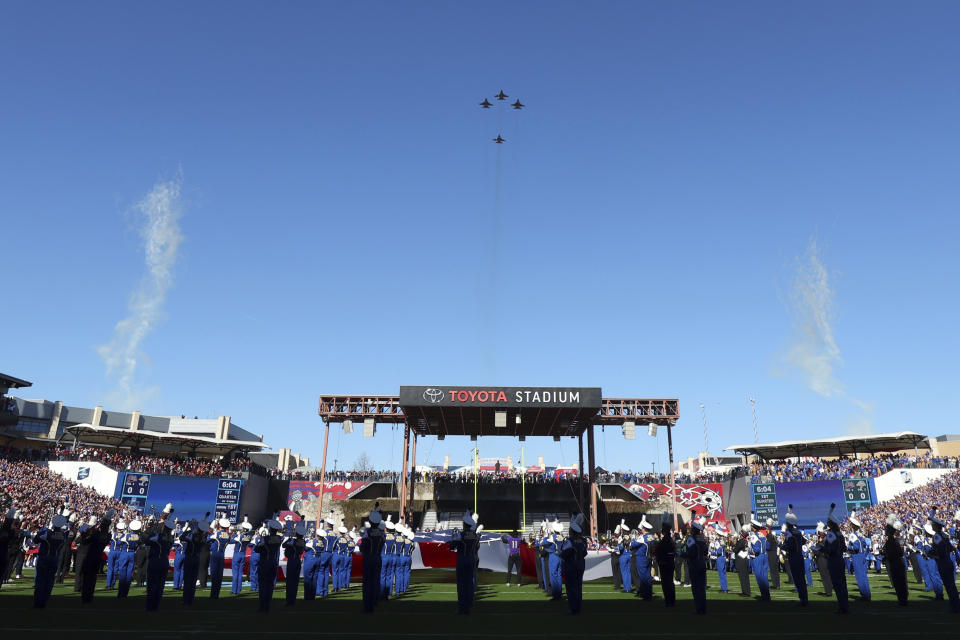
[749,397,759,444]
[399,425,410,524]
[666,421,678,531]
[699,403,709,455]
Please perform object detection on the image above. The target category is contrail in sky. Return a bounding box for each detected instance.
[98,175,184,410]
[782,238,872,432]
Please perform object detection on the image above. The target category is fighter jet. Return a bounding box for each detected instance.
[495,90,508,100]
[479,98,492,108]
[492,134,505,144]
[511,100,524,110]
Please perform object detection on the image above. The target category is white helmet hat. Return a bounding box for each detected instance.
[923,522,936,537]
[849,511,862,528]
[639,515,653,531]
[87,515,98,527]
[241,521,253,531]
[219,518,230,529]
[339,525,348,534]
[385,515,395,530]
[750,513,762,528]
[552,521,563,534]
[163,503,174,515]
[117,521,127,531]
[129,520,143,531]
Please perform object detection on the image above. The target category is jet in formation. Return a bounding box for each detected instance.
[492,134,505,144]
[479,98,493,108]
[511,100,524,110]
[495,90,508,100]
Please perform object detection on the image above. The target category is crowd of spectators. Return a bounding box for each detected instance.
[747,453,959,483]
[852,468,960,534]
[1,446,135,528]
[272,468,400,482]
[19,444,262,479]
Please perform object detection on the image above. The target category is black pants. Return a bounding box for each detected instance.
[258,562,277,612]
[828,558,848,613]
[535,553,545,589]
[362,556,381,612]
[887,561,908,605]
[768,552,780,589]
[658,562,676,606]
[197,551,210,587]
[73,549,89,591]
[285,558,301,605]
[816,557,833,596]
[690,565,707,614]
[506,554,522,585]
[145,558,166,611]
[182,558,199,605]
[80,568,98,603]
[610,555,622,590]
[735,559,751,596]
[788,556,807,604]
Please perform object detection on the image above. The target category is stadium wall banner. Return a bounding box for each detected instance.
[624,483,725,520]
[114,472,244,523]
[400,386,603,408]
[287,480,372,521]
[873,467,956,504]
[45,461,119,497]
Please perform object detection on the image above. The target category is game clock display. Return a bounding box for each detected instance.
[842,478,873,513]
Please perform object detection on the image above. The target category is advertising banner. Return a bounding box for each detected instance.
[624,483,726,520]
[400,386,602,409]
[287,480,372,520]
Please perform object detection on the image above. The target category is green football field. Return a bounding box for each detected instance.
[0,568,956,639]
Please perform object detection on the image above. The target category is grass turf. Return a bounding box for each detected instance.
[1,568,956,639]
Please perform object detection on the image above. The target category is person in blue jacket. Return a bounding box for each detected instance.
[283,521,306,606]
[171,522,185,590]
[117,518,143,599]
[633,515,654,601]
[106,519,126,590]
[231,518,253,594]
[33,512,69,608]
[448,511,480,614]
[682,517,709,615]
[846,512,872,601]
[560,513,588,614]
[617,526,633,593]
[927,510,959,613]
[332,524,350,591]
[542,520,564,600]
[748,514,771,601]
[207,517,231,598]
[248,525,262,592]
[303,527,322,600]
[255,518,284,612]
[712,530,729,593]
[824,504,849,614]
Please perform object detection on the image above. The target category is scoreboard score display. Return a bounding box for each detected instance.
[842,478,873,513]
[120,473,151,511]
[215,478,243,523]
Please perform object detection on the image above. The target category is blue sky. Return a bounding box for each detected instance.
[3,1,958,472]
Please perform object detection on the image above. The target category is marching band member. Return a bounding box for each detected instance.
[283,520,306,606]
[823,504,849,614]
[360,511,385,613]
[231,516,253,595]
[32,511,69,608]
[303,524,322,600]
[748,514,771,600]
[655,520,677,606]
[846,511,871,601]
[765,518,780,590]
[333,522,350,591]
[180,515,206,606]
[171,520,185,590]
[347,527,358,588]
[448,511,480,614]
[542,520,564,600]
[319,514,335,597]
[711,527,729,593]
[633,514,654,601]
[683,517,709,615]
[380,514,398,598]
[883,514,908,606]
[117,517,143,598]
[812,522,833,597]
[207,517,231,598]
[144,503,175,611]
[256,517,284,612]
[106,518,125,590]
[560,513,588,614]
[782,505,808,606]
[79,509,115,604]
[732,525,751,597]
[606,523,623,591]
[617,523,632,593]
[927,509,958,612]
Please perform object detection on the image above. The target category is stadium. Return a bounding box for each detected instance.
[3,373,959,637]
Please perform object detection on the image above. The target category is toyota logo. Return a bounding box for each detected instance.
[423,388,445,404]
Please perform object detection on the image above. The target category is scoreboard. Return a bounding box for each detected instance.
[751,483,778,524]
[120,473,151,511]
[215,478,243,523]
[842,478,873,514]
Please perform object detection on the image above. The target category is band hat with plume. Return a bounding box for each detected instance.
[785,504,799,526]
[848,511,862,528]
[462,511,475,528]
[692,517,705,531]
[130,519,143,531]
[369,510,382,525]
[827,503,842,526]
[639,514,653,531]
[923,522,936,536]
[750,513,762,528]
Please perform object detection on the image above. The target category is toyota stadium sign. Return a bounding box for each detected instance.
[399,386,602,408]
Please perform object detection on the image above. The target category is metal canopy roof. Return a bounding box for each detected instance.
[62,423,269,457]
[1,372,32,389]
[724,431,929,460]
[318,388,679,438]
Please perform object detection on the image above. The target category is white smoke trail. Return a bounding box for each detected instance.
[785,239,842,397]
[97,176,184,410]
[782,239,872,432]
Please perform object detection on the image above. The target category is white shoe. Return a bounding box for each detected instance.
[506,582,511,586]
